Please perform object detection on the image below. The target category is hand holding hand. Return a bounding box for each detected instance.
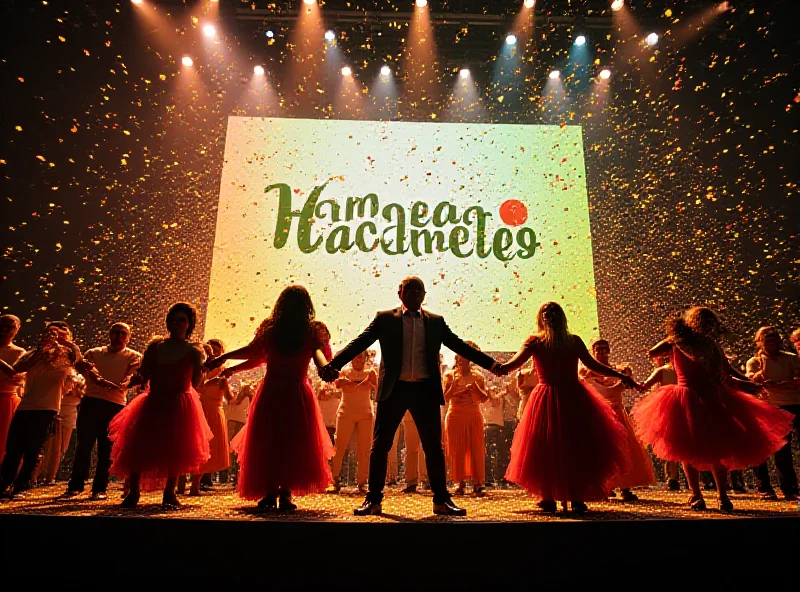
[204,356,225,372]
[621,375,640,391]
[319,364,339,383]
[490,361,506,376]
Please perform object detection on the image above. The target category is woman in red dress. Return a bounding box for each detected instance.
[632,307,794,511]
[499,302,638,513]
[109,303,212,509]
[206,285,334,511]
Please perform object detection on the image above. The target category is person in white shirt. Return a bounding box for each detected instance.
[63,323,142,500]
[220,381,253,485]
[0,321,85,499]
[746,326,800,501]
[0,315,26,462]
[36,371,85,486]
[482,385,506,487]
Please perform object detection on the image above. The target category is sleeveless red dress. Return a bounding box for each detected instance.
[505,336,631,502]
[108,349,212,491]
[231,325,334,499]
[632,346,794,470]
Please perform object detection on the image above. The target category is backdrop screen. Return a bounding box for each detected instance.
[205,117,599,353]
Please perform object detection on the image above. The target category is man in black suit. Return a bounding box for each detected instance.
[320,277,501,516]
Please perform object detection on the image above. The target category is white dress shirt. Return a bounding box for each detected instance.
[399,308,430,382]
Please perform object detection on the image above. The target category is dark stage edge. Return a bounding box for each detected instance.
[2,486,798,587]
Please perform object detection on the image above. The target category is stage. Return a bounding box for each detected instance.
[2,484,797,586]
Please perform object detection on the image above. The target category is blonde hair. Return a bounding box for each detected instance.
[535,302,572,350]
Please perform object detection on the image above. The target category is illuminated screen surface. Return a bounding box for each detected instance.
[205,117,598,353]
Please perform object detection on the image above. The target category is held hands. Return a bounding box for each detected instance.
[203,356,225,372]
[490,361,508,376]
[318,364,339,383]
[620,375,644,392]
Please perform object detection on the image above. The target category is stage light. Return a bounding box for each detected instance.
[416,0,428,7]
[181,56,194,67]
[131,0,143,4]
[599,68,611,79]
[325,30,336,41]
[341,66,352,76]
[574,35,586,46]
[254,65,265,76]
[202,24,216,38]
[524,0,535,8]
[303,0,315,5]
[611,0,625,11]
[459,68,471,79]
[646,32,659,46]
[549,69,560,79]
[266,30,274,38]
[505,34,517,46]
[380,65,392,77]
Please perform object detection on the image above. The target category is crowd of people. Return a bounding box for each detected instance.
[0,276,799,516]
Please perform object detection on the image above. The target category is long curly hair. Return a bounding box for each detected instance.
[535,302,572,350]
[667,306,727,371]
[251,285,316,354]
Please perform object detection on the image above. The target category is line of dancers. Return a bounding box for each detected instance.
[0,277,798,515]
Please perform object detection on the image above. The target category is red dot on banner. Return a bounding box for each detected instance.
[499,200,528,226]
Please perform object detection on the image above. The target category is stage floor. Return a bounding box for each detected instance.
[2,482,798,522]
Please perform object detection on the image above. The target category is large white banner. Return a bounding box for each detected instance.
[205,117,598,353]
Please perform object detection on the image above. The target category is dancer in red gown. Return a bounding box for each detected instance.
[206,285,334,511]
[109,302,212,509]
[632,307,795,511]
[499,302,638,513]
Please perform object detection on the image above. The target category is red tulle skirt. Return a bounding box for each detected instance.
[199,400,230,474]
[109,388,213,491]
[610,406,655,490]
[505,381,631,502]
[231,376,334,500]
[632,384,795,470]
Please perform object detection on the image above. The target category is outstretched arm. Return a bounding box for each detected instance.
[327,315,382,371]
[313,347,330,370]
[641,368,664,391]
[575,337,638,388]
[205,343,264,371]
[222,356,265,378]
[441,320,495,371]
[501,345,535,375]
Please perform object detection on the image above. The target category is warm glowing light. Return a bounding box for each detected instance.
[202,24,216,38]
[325,30,336,41]
[416,0,428,7]
[646,32,659,46]
[303,0,315,5]
[266,30,274,38]
[380,65,392,77]
[181,56,194,67]
[459,68,471,79]
[599,68,611,79]
[131,0,143,4]
[548,69,560,79]
[505,34,517,46]
[611,0,625,11]
[341,66,352,76]
[575,35,586,46]
[524,0,535,8]
[254,65,265,76]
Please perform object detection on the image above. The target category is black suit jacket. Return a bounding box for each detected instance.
[328,308,495,406]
